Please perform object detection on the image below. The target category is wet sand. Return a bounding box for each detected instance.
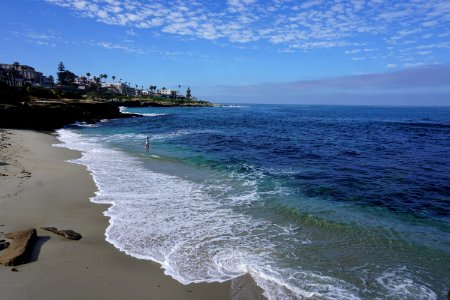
[0,129,263,299]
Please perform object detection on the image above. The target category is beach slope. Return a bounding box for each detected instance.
[0,129,235,300]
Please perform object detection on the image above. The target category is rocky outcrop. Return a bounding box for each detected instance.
[117,99,214,107]
[0,99,139,130]
[42,227,82,240]
[0,228,37,266]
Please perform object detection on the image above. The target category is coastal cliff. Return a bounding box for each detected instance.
[0,82,214,130]
[0,98,136,130]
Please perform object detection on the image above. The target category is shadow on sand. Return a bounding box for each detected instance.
[29,236,50,263]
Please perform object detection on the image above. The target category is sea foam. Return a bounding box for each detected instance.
[54,128,441,299]
[119,106,166,117]
[54,129,336,297]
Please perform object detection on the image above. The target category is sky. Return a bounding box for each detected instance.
[1,0,450,105]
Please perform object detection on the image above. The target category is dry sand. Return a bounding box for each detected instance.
[0,129,264,300]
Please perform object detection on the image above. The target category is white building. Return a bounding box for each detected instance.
[157,88,172,96]
[107,82,135,96]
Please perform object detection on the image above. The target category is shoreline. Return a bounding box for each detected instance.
[0,129,264,299]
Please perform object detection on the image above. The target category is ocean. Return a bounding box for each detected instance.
[56,104,450,299]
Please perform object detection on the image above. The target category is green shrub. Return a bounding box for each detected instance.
[26,86,58,98]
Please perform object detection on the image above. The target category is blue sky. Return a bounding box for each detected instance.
[1,0,450,105]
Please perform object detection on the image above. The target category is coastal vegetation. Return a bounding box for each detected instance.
[0,61,212,106]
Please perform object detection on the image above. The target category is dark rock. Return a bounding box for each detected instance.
[10,268,18,272]
[42,227,82,240]
[0,99,138,130]
[0,228,37,266]
[0,241,10,251]
[58,230,82,240]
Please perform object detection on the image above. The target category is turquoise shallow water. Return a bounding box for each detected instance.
[57,105,450,299]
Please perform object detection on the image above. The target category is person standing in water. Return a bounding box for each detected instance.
[145,136,150,149]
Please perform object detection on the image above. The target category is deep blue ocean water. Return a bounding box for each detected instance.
[57,105,450,299]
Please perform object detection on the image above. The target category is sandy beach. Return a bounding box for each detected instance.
[0,129,263,300]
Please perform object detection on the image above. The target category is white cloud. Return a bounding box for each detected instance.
[96,41,147,54]
[90,40,211,61]
[73,1,88,10]
[12,29,62,47]
[126,29,137,36]
[44,0,450,62]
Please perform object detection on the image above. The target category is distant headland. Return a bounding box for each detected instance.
[0,61,214,130]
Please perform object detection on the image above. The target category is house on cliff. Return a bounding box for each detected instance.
[0,63,44,87]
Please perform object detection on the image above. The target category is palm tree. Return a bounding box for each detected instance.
[112,75,116,83]
[86,72,91,80]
